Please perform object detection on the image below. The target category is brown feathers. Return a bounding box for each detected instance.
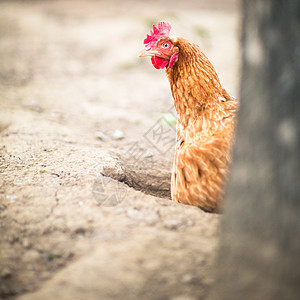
[166,37,238,212]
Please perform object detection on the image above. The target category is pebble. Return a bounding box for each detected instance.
[126,208,160,224]
[63,138,75,144]
[96,131,108,141]
[181,273,194,283]
[22,250,40,263]
[110,130,124,140]
[1,267,12,278]
[163,219,183,230]
[0,204,7,211]
[144,151,153,158]
[6,195,17,203]
[14,180,23,185]
[22,238,30,248]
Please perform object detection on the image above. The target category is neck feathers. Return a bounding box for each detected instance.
[165,38,225,117]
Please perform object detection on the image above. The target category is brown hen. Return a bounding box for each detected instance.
[139,22,238,212]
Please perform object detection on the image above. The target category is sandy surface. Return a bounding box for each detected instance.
[0,1,239,299]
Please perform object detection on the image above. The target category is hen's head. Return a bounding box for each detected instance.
[139,22,179,69]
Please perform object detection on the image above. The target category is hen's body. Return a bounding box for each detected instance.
[140,23,238,212]
[166,38,238,212]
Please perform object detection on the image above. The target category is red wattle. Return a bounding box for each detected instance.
[151,56,169,69]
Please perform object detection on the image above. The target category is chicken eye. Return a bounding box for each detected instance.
[162,43,170,49]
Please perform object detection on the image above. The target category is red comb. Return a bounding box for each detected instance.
[144,22,171,47]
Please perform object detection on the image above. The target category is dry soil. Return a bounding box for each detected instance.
[0,1,239,299]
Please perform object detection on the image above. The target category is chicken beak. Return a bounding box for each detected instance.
[139,47,158,57]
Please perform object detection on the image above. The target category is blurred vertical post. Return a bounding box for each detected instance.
[211,0,300,299]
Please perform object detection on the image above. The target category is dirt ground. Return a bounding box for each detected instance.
[0,1,239,299]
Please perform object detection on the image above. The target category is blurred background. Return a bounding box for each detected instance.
[0,0,239,147]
